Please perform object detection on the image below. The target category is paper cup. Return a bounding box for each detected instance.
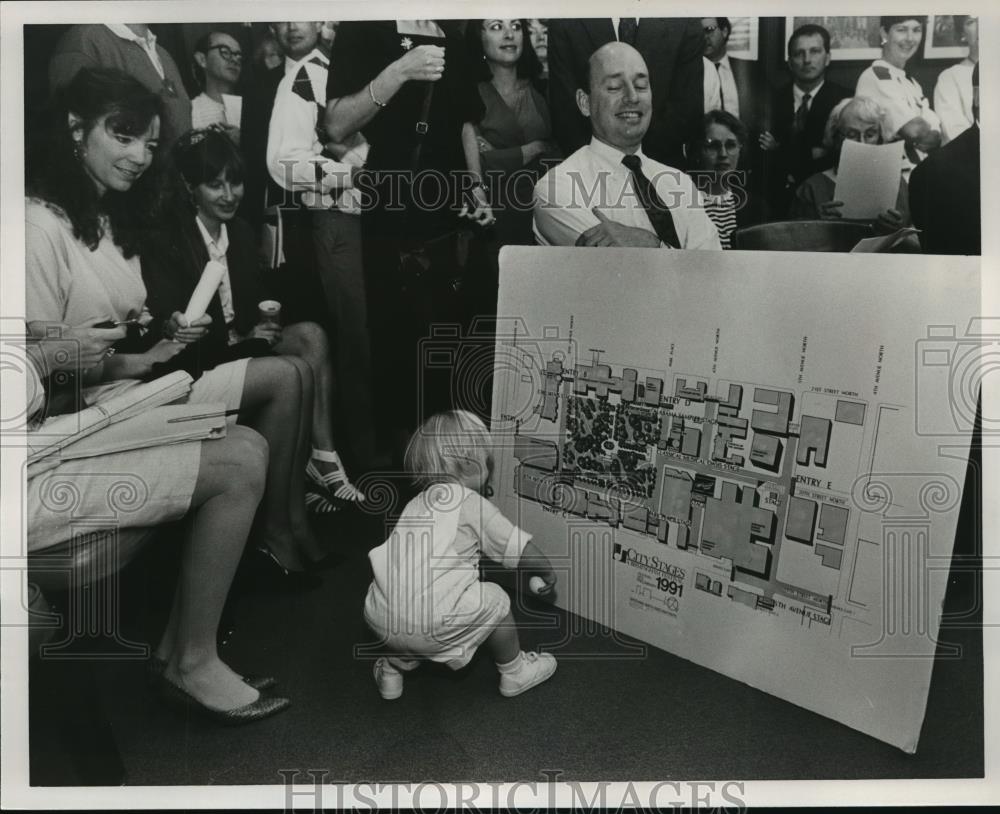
[257,299,282,327]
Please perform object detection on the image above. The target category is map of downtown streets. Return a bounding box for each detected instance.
[506,352,877,625]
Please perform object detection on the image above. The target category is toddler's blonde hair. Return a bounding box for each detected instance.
[404,410,494,489]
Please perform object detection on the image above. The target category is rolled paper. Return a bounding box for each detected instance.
[183,260,226,323]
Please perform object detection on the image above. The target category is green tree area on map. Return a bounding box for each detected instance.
[563,395,658,498]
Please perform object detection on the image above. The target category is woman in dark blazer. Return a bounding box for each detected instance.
[142,129,364,513]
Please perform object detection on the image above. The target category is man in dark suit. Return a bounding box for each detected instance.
[238,49,284,237]
[759,23,850,216]
[909,62,980,255]
[701,17,763,128]
[547,17,704,168]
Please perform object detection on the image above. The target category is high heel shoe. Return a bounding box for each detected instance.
[304,486,341,516]
[147,656,277,691]
[156,674,290,725]
[251,546,322,591]
[307,449,365,504]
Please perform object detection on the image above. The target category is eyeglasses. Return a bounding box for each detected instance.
[207,44,242,63]
[703,25,719,34]
[703,139,741,154]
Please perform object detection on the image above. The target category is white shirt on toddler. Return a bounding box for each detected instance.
[364,482,531,668]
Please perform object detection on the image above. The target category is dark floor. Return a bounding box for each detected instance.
[27,485,984,787]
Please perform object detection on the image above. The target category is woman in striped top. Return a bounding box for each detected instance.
[691,110,758,249]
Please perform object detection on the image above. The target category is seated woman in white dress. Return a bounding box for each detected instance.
[24,307,289,722]
[25,67,326,579]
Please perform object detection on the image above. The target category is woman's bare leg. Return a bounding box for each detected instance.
[159,427,267,711]
[276,322,363,506]
[239,356,320,568]
[274,321,335,452]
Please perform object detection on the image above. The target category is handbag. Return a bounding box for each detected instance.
[394,80,477,302]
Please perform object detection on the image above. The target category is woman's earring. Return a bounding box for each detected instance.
[72,139,84,161]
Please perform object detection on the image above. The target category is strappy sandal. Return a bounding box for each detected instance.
[306,448,365,504]
[304,487,341,515]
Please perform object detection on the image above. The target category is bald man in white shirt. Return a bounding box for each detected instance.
[534,42,719,250]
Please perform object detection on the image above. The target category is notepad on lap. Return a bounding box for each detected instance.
[27,371,194,463]
[27,402,228,478]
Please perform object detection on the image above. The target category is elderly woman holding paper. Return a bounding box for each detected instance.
[141,129,364,512]
[789,96,910,234]
[25,68,325,584]
[24,324,291,723]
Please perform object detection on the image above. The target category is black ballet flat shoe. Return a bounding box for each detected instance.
[156,674,291,726]
[147,656,278,691]
[249,546,323,591]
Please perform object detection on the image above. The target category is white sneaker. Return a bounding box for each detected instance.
[373,657,404,700]
[498,651,557,697]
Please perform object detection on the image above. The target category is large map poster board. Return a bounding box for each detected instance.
[490,247,979,753]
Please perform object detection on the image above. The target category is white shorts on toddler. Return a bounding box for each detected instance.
[365,581,511,670]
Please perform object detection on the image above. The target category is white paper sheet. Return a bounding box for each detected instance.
[833,140,905,219]
[850,227,921,253]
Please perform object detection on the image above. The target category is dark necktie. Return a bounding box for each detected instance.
[794,92,811,134]
[618,18,638,46]
[715,62,725,111]
[621,154,681,248]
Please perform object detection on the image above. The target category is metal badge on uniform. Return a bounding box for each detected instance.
[162,79,178,98]
[400,36,413,51]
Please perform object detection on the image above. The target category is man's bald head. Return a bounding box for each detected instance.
[581,41,639,93]
[577,42,652,153]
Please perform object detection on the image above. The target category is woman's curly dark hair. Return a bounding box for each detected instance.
[465,19,544,88]
[25,67,164,259]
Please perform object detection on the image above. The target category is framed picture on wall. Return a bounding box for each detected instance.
[784,16,882,60]
[924,14,973,59]
[726,17,758,60]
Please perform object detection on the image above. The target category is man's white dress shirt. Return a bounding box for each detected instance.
[533,137,720,250]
